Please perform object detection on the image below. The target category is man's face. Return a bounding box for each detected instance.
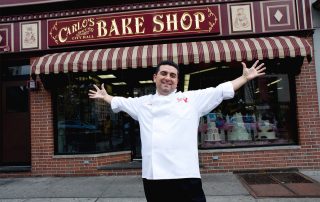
[153,64,178,96]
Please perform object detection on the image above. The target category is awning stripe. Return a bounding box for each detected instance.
[45,53,58,74]
[131,46,138,68]
[186,42,193,64]
[39,55,48,74]
[247,39,258,60]
[31,36,313,74]
[83,50,93,72]
[151,45,157,67]
[216,41,222,62]
[192,42,199,64]
[167,43,173,62]
[201,41,210,63]
[137,45,144,68]
[230,39,241,61]
[181,43,189,65]
[239,39,251,61]
[53,52,65,73]
[266,37,279,59]
[143,45,148,68]
[163,44,168,62]
[236,39,247,60]
[196,42,204,64]
[108,48,116,70]
[92,49,102,72]
[111,48,119,70]
[101,49,110,71]
[177,43,183,65]
[299,37,311,56]
[171,43,178,65]
[260,37,274,59]
[285,36,301,56]
[65,52,76,73]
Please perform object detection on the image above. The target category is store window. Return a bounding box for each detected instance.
[197,73,297,149]
[186,61,298,149]
[52,68,151,155]
[52,60,298,155]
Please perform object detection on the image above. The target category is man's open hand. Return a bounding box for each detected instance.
[242,60,266,81]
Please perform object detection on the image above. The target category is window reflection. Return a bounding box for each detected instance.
[54,74,143,155]
[7,65,30,76]
[198,74,296,148]
[53,63,297,155]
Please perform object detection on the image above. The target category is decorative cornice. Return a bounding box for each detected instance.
[0,0,72,8]
[0,0,241,23]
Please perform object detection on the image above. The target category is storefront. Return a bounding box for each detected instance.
[0,0,319,177]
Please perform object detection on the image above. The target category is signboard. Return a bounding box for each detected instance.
[48,5,220,47]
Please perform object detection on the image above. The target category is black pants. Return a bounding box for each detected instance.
[143,178,206,202]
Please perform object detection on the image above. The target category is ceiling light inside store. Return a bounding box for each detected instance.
[190,67,217,75]
[267,78,282,86]
[98,74,116,79]
[184,74,190,92]
[139,80,154,84]
[88,76,99,83]
[112,82,126,85]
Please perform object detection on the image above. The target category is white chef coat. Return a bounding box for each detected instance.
[111,81,234,179]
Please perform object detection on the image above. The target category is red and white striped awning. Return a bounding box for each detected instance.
[31,36,312,74]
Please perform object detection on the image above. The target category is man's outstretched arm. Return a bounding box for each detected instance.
[88,83,113,104]
[231,60,266,91]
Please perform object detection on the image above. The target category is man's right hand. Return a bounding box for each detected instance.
[88,83,113,104]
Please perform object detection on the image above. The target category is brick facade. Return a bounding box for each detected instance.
[0,38,319,177]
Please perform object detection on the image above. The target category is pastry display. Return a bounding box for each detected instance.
[257,116,276,139]
[227,113,251,141]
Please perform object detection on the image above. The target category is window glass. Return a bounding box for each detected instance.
[7,65,30,76]
[53,62,297,155]
[54,72,146,155]
[197,74,296,149]
[185,63,296,148]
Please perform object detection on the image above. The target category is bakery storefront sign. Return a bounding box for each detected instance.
[48,5,220,47]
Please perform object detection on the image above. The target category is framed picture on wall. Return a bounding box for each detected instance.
[20,22,39,50]
[0,28,8,49]
[230,4,253,33]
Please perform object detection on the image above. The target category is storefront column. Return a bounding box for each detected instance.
[312,0,320,113]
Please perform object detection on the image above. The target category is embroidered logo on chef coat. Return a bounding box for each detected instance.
[177,97,188,103]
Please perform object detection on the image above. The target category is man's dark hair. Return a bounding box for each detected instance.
[155,60,180,74]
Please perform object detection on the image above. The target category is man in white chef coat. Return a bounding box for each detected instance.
[89,60,265,202]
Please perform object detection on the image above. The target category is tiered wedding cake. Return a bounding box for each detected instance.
[228,113,251,141]
[206,121,221,141]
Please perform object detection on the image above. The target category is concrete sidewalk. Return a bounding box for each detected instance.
[0,170,319,202]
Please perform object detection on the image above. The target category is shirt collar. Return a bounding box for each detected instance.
[155,89,177,97]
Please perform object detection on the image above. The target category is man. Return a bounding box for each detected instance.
[89,60,265,202]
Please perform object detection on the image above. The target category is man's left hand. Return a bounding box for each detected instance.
[242,60,266,81]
